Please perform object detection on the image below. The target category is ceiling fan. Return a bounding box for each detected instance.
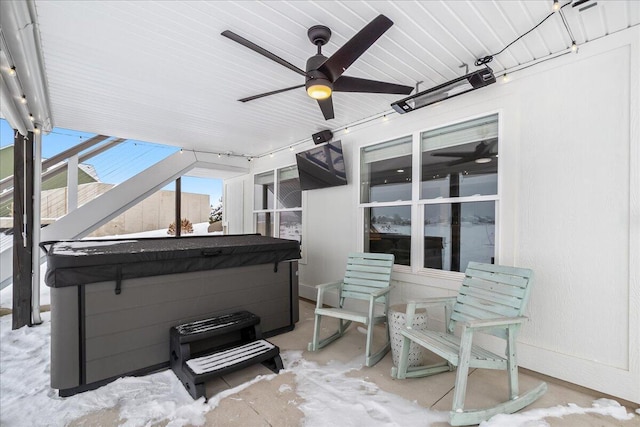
[221,14,414,120]
[431,139,498,166]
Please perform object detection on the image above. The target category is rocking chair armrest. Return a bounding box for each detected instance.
[402,297,457,328]
[314,280,343,308]
[369,286,393,300]
[462,316,528,331]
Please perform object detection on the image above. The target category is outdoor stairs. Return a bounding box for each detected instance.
[170,311,283,400]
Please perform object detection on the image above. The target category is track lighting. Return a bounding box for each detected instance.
[8,66,16,76]
[29,114,34,122]
[20,95,27,104]
[552,0,560,12]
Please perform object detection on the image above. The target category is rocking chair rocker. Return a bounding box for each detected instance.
[391,262,547,426]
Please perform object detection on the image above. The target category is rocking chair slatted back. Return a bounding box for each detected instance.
[341,252,394,302]
[450,262,534,339]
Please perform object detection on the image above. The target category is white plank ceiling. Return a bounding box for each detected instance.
[22,1,640,157]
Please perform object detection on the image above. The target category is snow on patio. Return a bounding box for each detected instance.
[0,224,637,426]
[0,312,636,426]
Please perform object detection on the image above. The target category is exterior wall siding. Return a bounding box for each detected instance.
[224,27,640,403]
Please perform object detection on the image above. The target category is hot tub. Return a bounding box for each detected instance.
[42,234,300,396]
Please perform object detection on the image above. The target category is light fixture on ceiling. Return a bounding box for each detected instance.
[20,95,27,104]
[8,66,16,76]
[571,41,578,52]
[474,158,492,164]
[391,67,496,114]
[552,0,561,12]
[306,78,333,100]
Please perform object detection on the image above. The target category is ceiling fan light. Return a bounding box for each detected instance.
[307,83,332,100]
[475,157,492,164]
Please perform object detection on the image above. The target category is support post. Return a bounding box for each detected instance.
[12,130,34,329]
[175,177,181,237]
[32,130,43,325]
[67,154,78,212]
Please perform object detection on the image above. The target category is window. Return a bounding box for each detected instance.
[253,165,303,247]
[361,136,412,266]
[360,114,499,272]
[254,171,275,236]
[421,115,498,271]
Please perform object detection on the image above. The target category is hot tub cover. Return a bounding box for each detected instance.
[43,234,301,288]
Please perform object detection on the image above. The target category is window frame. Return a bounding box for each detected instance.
[358,111,502,278]
[252,165,305,262]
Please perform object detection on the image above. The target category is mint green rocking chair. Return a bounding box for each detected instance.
[391,262,547,426]
[308,252,394,367]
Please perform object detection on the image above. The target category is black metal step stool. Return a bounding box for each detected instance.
[170,311,283,399]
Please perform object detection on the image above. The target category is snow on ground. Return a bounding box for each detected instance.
[0,314,636,427]
[0,223,636,426]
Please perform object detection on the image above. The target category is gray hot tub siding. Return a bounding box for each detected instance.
[45,235,300,396]
[51,262,298,394]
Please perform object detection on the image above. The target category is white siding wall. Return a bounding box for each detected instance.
[224,27,639,403]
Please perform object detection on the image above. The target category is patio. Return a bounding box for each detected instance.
[1,1,639,421]
[1,299,637,426]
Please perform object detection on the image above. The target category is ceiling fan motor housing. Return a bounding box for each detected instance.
[305,55,333,93]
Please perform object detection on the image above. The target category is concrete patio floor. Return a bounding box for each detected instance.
[67,299,638,426]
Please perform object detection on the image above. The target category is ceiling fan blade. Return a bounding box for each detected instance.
[317,97,334,120]
[318,14,393,82]
[239,84,305,102]
[446,157,478,167]
[221,30,307,77]
[431,151,473,158]
[333,76,413,94]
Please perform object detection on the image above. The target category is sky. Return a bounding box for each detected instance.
[0,119,222,207]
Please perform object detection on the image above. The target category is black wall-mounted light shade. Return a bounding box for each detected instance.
[391,67,496,114]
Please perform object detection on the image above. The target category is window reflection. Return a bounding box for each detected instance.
[365,205,411,266]
[424,201,495,272]
[361,136,412,203]
[254,171,274,210]
[279,211,302,243]
[277,166,301,209]
[255,212,273,237]
[421,139,498,199]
